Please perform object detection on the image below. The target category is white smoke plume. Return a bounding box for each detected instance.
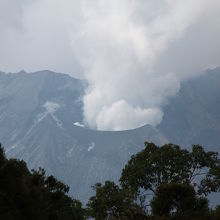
[72,0,219,130]
[0,0,220,130]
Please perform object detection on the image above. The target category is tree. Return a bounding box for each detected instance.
[120,142,220,203]
[87,143,220,219]
[1,141,219,219]
[0,144,85,220]
[151,183,209,220]
[0,143,6,167]
[87,181,148,220]
[87,181,124,219]
[211,206,220,220]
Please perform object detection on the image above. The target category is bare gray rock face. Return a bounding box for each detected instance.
[0,70,166,202]
[0,67,219,204]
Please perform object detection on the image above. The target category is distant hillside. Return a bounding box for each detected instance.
[0,67,219,202]
[158,67,220,152]
[0,70,166,202]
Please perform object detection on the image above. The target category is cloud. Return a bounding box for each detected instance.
[43,101,60,114]
[0,0,83,76]
[95,100,163,131]
[73,0,220,130]
[0,0,220,130]
[74,122,85,128]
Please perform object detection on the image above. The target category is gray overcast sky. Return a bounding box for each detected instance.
[1,0,220,130]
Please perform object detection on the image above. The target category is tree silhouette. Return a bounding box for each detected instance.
[0,144,85,220]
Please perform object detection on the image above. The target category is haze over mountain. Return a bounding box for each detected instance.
[1,1,220,131]
[159,67,220,153]
[0,70,166,202]
[0,67,219,203]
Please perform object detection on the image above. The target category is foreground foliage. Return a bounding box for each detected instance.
[0,142,220,219]
[0,144,85,220]
[87,143,220,220]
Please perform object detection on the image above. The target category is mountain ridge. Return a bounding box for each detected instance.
[0,68,219,203]
[0,70,166,202]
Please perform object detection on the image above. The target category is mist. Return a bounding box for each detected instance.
[0,0,220,130]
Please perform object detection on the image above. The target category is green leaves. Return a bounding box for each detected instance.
[0,144,85,220]
[87,143,220,219]
[199,166,220,195]
[151,183,209,218]
[120,143,220,197]
[87,181,123,219]
[87,181,148,219]
[1,142,219,219]
[0,143,6,167]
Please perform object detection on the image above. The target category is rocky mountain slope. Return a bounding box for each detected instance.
[0,67,219,203]
[158,67,220,152]
[0,70,166,202]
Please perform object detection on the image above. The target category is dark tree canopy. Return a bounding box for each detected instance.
[1,142,220,220]
[86,143,220,220]
[151,183,209,219]
[0,144,85,220]
[87,181,147,220]
[0,143,6,167]
[120,142,220,197]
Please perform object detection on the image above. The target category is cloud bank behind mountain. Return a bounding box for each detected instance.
[0,0,220,130]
